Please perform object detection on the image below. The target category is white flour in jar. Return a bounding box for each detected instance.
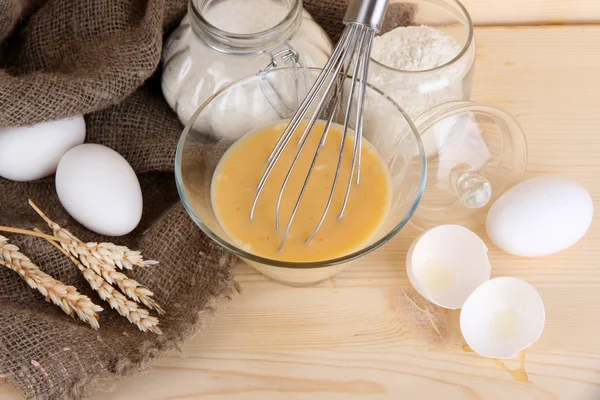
[162,1,333,135]
[203,0,289,34]
[368,25,475,119]
[371,25,462,71]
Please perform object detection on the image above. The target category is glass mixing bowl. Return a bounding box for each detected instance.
[175,67,427,286]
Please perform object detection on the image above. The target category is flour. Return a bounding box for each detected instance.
[162,6,332,132]
[372,25,462,71]
[368,25,475,119]
[203,0,289,34]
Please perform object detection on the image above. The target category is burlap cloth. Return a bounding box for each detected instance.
[0,1,413,399]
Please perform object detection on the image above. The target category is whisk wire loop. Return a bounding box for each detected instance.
[252,14,384,251]
[277,96,341,251]
[265,27,355,165]
[306,27,369,242]
[274,28,361,232]
[278,26,366,248]
[249,26,357,222]
[339,28,376,218]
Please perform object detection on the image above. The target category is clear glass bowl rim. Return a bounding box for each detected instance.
[370,0,475,74]
[175,67,428,269]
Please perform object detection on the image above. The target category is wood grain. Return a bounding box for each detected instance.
[2,25,600,400]
[462,0,600,25]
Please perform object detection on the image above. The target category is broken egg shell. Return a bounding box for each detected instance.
[406,225,491,310]
[460,277,545,359]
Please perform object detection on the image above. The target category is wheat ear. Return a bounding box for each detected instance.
[0,235,102,329]
[28,200,156,269]
[40,232,162,335]
[28,200,164,314]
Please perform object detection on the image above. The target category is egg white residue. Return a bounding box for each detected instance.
[55,144,142,237]
[406,225,491,309]
[486,176,593,257]
[0,116,86,182]
[460,277,545,359]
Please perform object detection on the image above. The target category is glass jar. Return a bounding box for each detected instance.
[368,0,476,120]
[161,0,333,127]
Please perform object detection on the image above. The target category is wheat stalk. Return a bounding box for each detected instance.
[55,229,157,271]
[40,233,162,335]
[29,200,164,314]
[28,200,156,268]
[0,225,73,244]
[0,235,102,329]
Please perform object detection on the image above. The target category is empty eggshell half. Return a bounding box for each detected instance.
[460,277,545,359]
[406,225,491,309]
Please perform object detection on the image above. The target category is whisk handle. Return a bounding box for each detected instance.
[344,0,389,31]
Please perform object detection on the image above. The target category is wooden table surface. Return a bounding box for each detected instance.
[2,23,600,400]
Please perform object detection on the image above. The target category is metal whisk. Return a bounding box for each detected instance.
[251,0,389,251]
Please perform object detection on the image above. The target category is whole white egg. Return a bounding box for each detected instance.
[56,144,143,236]
[486,176,593,257]
[0,116,86,182]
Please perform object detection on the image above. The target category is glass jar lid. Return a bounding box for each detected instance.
[409,101,527,231]
[189,0,303,55]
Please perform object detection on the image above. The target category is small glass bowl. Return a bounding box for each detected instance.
[175,67,427,286]
[368,0,476,120]
[409,101,527,231]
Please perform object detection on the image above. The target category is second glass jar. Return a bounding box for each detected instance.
[368,0,476,120]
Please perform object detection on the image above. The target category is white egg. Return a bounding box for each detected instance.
[0,116,86,182]
[56,144,142,236]
[406,225,491,309]
[486,176,593,257]
[460,277,545,359]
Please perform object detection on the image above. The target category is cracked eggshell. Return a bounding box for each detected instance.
[460,277,545,359]
[0,116,86,182]
[406,225,491,309]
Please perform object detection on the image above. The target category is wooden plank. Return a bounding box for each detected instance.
[2,25,600,400]
[462,0,600,25]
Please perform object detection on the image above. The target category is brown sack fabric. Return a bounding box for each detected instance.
[0,1,240,399]
[0,0,411,398]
